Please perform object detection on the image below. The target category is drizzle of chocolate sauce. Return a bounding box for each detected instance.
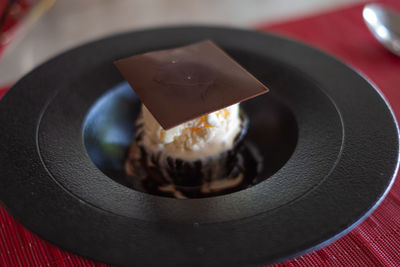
[124,141,263,199]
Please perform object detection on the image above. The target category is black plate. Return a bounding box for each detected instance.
[0,26,399,266]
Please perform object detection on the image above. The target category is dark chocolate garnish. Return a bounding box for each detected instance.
[114,40,269,129]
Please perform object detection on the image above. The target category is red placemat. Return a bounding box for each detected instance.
[1,0,400,266]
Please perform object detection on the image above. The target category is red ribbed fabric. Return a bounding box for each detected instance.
[1,0,400,265]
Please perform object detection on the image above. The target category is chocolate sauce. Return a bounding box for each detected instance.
[124,141,263,199]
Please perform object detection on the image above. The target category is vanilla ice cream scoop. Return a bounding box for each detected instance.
[141,104,241,161]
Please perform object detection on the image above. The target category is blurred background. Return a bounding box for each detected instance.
[0,0,366,85]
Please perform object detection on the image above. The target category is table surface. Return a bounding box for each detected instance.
[0,0,365,85]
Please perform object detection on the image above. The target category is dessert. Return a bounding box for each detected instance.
[114,40,268,198]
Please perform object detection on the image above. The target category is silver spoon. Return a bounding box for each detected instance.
[363,4,400,56]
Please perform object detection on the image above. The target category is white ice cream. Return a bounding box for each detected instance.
[141,104,241,160]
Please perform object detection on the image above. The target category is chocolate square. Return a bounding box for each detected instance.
[114,40,268,129]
